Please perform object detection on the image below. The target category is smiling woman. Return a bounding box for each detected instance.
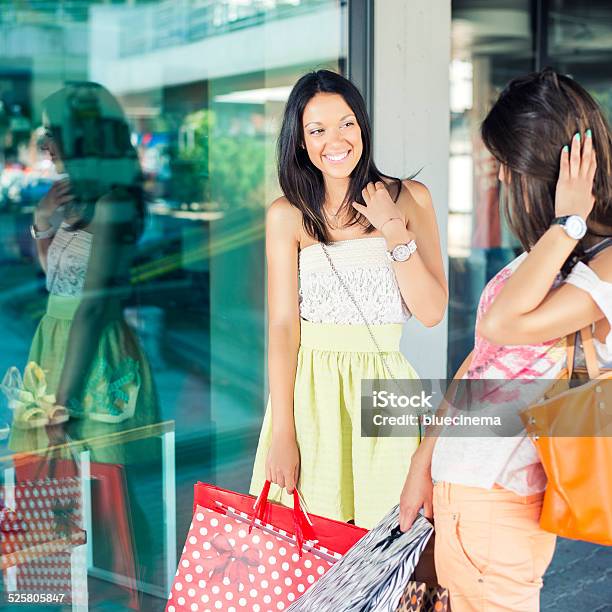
[276,70,403,243]
[302,97,364,229]
[249,70,448,529]
[304,104,362,169]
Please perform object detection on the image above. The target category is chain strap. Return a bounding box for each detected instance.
[320,243,403,387]
[320,243,425,438]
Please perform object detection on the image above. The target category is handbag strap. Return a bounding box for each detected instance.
[583,236,612,261]
[564,238,610,381]
[565,326,601,380]
[581,326,601,379]
[565,331,577,379]
[319,243,427,442]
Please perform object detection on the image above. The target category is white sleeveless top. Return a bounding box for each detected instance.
[566,261,612,364]
[46,223,92,297]
[298,237,411,325]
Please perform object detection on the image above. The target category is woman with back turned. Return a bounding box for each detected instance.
[400,68,612,611]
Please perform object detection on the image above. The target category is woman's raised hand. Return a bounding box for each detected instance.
[555,130,597,221]
[352,181,406,233]
[35,178,73,228]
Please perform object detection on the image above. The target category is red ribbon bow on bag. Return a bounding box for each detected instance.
[201,533,261,588]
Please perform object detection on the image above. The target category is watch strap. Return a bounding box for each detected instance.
[551,216,570,227]
[30,223,56,240]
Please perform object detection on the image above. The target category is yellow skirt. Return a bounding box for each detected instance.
[250,319,421,529]
[9,294,160,464]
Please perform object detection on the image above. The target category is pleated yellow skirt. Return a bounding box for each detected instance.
[249,319,421,529]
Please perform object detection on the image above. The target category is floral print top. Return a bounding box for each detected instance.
[433,253,566,494]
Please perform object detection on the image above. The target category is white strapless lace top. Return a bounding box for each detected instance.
[46,224,92,297]
[298,237,411,325]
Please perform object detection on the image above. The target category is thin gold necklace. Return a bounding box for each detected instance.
[324,203,345,230]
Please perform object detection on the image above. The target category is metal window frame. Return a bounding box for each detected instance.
[531,0,551,70]
[348,0,375,119]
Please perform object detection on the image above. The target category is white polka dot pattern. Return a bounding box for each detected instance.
[0,475,86,602]
[166,505,334,611]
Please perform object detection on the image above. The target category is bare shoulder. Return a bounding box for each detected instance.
[588,245,612,283]
[401,179,433,209]
[391,179,434,220]
[93,188,140,224]
[266,196,301,242]
[267,196,300,227]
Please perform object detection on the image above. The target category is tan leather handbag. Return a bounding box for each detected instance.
[521,326,612,545]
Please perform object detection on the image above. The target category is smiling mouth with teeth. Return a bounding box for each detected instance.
[324,151,350,162]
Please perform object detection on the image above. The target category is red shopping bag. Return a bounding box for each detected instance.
[1,456,85,602]
[166,481,367,612]
[87,462,139,609]
[3,456,137,608]
[193,480,367,556]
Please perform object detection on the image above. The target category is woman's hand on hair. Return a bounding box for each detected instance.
[352,181,406,234]
[555,130,597,220]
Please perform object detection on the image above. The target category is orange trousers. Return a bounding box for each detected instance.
[433,481,557,611]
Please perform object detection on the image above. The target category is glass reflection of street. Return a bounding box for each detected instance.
[0,1,347,609]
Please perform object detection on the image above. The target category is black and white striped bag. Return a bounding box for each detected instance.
[287,505,433,611]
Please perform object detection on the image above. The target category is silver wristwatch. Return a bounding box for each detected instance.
[551,215,587,240]
[30,223,56,240]
[386,240,417,262]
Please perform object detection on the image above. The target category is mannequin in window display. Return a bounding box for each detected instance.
[1,81,162,599]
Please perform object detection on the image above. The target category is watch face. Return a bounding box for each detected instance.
[392,244,411,262]
[566,215,587,240]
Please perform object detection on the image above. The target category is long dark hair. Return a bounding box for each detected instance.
[42,81,145,239]
[481,68,612,262]
[278,70,401,243]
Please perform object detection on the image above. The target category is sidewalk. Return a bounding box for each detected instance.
[541,537,612,611]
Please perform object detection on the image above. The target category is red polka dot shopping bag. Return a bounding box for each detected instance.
[165,480,367,612]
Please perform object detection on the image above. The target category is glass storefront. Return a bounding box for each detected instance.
[447,0,612,375]
[448,0,534,375]
[0,0,608,607]
[0,1,347,609]
[548,0,612,109]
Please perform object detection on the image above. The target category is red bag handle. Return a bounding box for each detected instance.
[249,480,317,556]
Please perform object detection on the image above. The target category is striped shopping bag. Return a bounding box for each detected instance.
[287,506,433,612]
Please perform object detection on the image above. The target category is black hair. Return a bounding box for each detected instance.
[42,81,146,240]
[277,70,401,243]
[481,68,612,265]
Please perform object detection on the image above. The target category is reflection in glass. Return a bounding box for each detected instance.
[548,1,612,124]
[1,81,161,607]
[449,1,533,374]
[0,0,347,608]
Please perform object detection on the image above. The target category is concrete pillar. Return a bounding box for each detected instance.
[373,0,451,378]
